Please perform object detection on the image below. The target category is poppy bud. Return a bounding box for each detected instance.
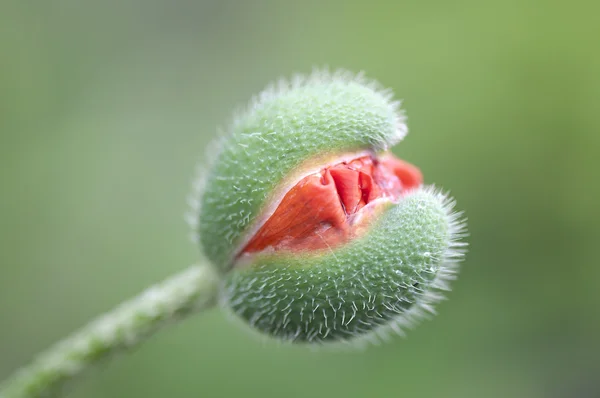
[191,70,466,344]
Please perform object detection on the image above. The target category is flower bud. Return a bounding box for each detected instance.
[191,70,466,344]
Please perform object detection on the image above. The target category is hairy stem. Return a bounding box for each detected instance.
[0,263,221,398]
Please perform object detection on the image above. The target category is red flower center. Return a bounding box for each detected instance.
[240,154,422,257]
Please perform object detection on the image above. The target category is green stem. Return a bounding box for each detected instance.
[0,263,221,398]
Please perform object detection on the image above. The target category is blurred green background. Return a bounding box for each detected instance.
[1,1,599,397]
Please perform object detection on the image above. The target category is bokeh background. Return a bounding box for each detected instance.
[1,1,599,397]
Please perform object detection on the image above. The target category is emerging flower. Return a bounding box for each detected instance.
[191,69,467,345]
[240,154,422,258]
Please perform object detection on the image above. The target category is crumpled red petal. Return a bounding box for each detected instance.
[241,154,422,255]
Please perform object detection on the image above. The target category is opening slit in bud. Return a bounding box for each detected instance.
[240,154,423,257]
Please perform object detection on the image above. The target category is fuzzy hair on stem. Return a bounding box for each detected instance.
[0,264,220,398]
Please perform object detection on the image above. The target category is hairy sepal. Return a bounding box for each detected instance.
[221,187,467,345]
[196,69,406,270]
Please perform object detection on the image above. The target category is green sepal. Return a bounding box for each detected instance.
[222,188,465,344]
[196,71,406,269]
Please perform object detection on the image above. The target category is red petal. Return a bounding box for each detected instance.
[329,167,362,213]
[240,154,423,255]
[380,156,423,190]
